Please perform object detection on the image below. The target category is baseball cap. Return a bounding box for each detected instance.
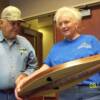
[1,5,24,21]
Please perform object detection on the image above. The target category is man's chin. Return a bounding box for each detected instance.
[8,36,17,40]
[8,32,17,40]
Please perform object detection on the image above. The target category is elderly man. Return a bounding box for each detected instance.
[0,6,38,100]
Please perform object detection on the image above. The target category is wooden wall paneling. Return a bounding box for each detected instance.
[81,5,100,39]
[20,27,43,67]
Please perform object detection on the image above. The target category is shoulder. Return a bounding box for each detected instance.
[17,35,28,41]
[16,35,31,44]
[48,40,66,54]
[81,34,96,38]
[81,34,98,41]
[53,40,66,48]
[16,35,34,49]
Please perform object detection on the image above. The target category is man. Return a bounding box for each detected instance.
[0,6,38,100]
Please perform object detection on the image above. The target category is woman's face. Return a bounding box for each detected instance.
[56,14,79,39]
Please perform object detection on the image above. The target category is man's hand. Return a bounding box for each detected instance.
[15,73,28,85]
[15,88,23,100]
[15,74,28,100]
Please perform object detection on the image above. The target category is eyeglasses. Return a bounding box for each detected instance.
[7,20,24,27]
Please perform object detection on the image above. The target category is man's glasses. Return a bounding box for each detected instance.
[7,20,24,27]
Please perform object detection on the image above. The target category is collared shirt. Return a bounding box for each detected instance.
[0,31,38,89]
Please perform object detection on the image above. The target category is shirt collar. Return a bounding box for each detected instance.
[15,36,19,44]
[0,30,5,42]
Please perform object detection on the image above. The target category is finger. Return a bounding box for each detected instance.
[15,88,23,100]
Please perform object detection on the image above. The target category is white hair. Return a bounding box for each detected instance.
[54,7,82,23]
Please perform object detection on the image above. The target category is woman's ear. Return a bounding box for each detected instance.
[75,21,82,33]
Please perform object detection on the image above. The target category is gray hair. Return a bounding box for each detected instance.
[54,7,82,23]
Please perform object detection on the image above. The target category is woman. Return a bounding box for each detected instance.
[17,7,100,100]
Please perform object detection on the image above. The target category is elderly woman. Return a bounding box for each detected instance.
[17,7,100,100]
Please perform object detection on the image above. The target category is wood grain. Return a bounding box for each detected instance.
[18,54,100,97]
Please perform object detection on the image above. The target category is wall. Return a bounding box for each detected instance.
[9,0,100,60]
[0,0,9,15]
[55,5,100,42]
[9,0,100,19]
[38,26,54,60]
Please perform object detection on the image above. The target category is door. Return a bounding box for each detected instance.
[19,26,43,67]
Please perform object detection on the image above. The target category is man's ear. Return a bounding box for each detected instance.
[0,19,3,28]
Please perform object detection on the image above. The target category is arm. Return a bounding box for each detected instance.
[15,64,50,99]
[24,50,38,75]
[15,50,38,86]
[17,64,49,89]
[15,38,38,99]
[25,64,50,80]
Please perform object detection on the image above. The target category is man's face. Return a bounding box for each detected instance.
[0,19,22,40]
[56,14,79,39]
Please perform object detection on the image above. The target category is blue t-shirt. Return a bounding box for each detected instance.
[44,35,100,85]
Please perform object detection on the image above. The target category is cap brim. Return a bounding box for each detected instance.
[1,18,25,22]
[18,19,25,22]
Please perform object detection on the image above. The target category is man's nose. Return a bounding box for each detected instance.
[13,23,21,29]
